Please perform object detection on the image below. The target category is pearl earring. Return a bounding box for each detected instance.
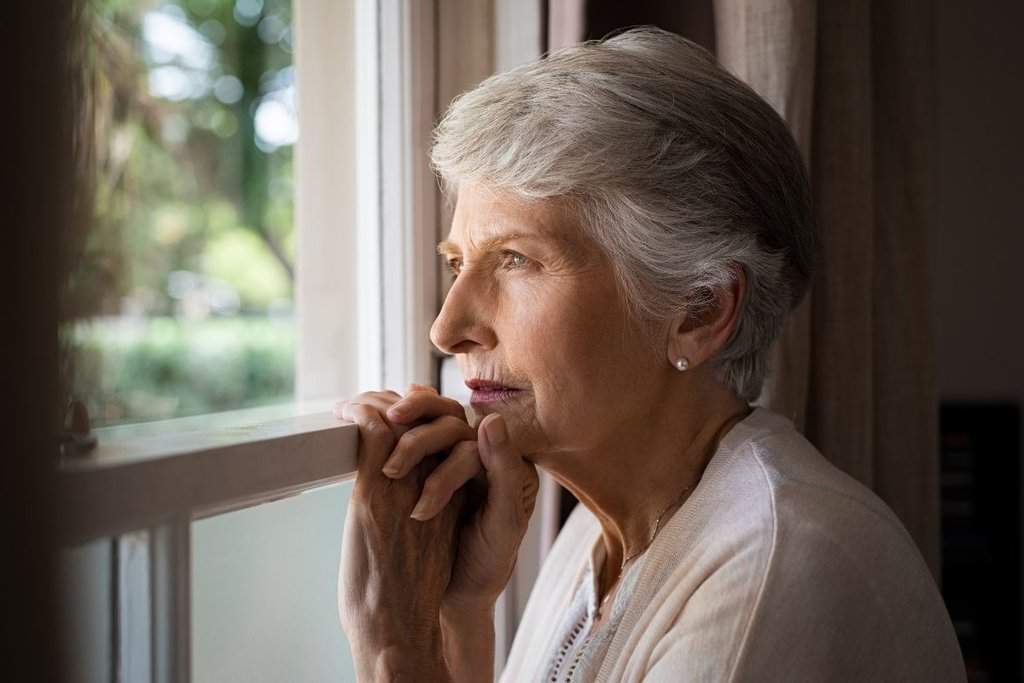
[673,357,690,372]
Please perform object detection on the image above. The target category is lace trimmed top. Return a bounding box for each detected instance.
[543,541,646,682]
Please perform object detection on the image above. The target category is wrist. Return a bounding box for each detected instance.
[440,595,497,626]
[350,626,450,683]
[439,604,495,683]
[351,634,451,682]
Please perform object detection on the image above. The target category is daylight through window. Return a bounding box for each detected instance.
[66,0,297,428]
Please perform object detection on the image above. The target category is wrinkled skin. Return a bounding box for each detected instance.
[336,385,538,681]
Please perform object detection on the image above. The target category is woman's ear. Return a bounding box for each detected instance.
[666,265,747,370]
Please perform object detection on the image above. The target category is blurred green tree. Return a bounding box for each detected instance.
[72,0,295,319]
[67,0,298,426]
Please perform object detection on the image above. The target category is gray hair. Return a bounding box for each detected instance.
[430,27,816,402]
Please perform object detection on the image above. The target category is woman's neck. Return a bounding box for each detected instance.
[542,387,751,581]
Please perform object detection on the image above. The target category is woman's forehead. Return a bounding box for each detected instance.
[440,185,587,254]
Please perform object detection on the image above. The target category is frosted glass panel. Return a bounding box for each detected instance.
[192,481,355,682]
[58,538,113,683]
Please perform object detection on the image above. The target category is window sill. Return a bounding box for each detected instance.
[56,400,358,547]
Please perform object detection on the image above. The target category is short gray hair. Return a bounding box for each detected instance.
[431,27,816,402]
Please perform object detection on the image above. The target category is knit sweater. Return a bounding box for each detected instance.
[499,408,966,682]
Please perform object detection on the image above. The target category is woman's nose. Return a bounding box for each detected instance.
[430,275,497,355]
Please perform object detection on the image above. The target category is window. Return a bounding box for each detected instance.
[57,1,548,681]
[67,0,299,429]
[57,411,358,682]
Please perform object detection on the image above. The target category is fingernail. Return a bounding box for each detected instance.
[387,402,408,419]
[484,415,506,446]
[410,498,431,520]
[382,458,401,478]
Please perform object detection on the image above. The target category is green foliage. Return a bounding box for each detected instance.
[203,228,290,309]
[66,0,300,426]
[75,0,296,318]
[69,317,295,427]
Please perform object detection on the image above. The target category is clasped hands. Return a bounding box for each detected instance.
[335,384,539,681]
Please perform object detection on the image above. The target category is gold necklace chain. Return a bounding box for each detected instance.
[595,406,753,620]
[596,479,698,619]
[619,480,696,570]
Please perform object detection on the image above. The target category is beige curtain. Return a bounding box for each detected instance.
[715,0,940,577]
[549,0,587,51]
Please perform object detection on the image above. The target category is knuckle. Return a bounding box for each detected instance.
[451,440,481,461]
[440,395,465,411]
[435,414,459,430]
[362,416,396,446]
[403,391,432,408]
[432,395,467,418]
[346,403,369,420]
[422,476,454,506]
[421,476,444,498]
[363,416,388,434]
[438,414,471,435]
[348,401,375,416]
[397,429,423,454]
[351,390,400,411]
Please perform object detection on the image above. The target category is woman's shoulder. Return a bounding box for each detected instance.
[708,407,915,548]
[694,408,963,679]
[602,409,965,681]
[692,409,954,651]
[642,406,949,638]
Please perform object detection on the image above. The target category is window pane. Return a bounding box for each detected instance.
[191,481,356,682]
[68,0,297,428]
[58,538,114,683]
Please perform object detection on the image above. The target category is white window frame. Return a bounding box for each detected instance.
[57,407,358,682]
[56,1,548,680]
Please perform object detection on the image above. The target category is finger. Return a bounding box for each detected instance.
[478,414,539,528]
[386,390,467,425]
[409,441,483,520]
[338,395,416,440]
[405,382,438,396]
[382,414,476,478]
[342,402,397,475]
[333,390,401,420]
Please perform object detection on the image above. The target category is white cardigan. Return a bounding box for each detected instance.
[499,408,965,682]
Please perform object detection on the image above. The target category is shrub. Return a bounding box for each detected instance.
[68,316,295,427]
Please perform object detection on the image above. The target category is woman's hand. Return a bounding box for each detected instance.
[332,384,468,444]
[335,386,539,680]
[336,387,467,681]
[385,392,540,683]
[369,388,539,611]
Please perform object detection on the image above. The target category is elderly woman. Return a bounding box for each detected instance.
[335,28,964,682]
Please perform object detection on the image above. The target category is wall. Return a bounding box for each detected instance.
[933,0,1024,668]
[934,2,1024,404]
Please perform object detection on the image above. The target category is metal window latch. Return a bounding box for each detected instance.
[60,399,98,457]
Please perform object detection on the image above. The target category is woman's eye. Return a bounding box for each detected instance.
[503,251,530,269]
[446,258,463,277]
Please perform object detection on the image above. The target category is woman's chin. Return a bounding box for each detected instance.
[470,408,543,460]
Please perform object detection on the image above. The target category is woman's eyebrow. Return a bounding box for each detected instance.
[436,240,461,257]
[437,232,563,257]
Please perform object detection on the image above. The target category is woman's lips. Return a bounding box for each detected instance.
[469,388,524,405]
[466,379,524,405]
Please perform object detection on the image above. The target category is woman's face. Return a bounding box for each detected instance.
[430,184,668,461]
